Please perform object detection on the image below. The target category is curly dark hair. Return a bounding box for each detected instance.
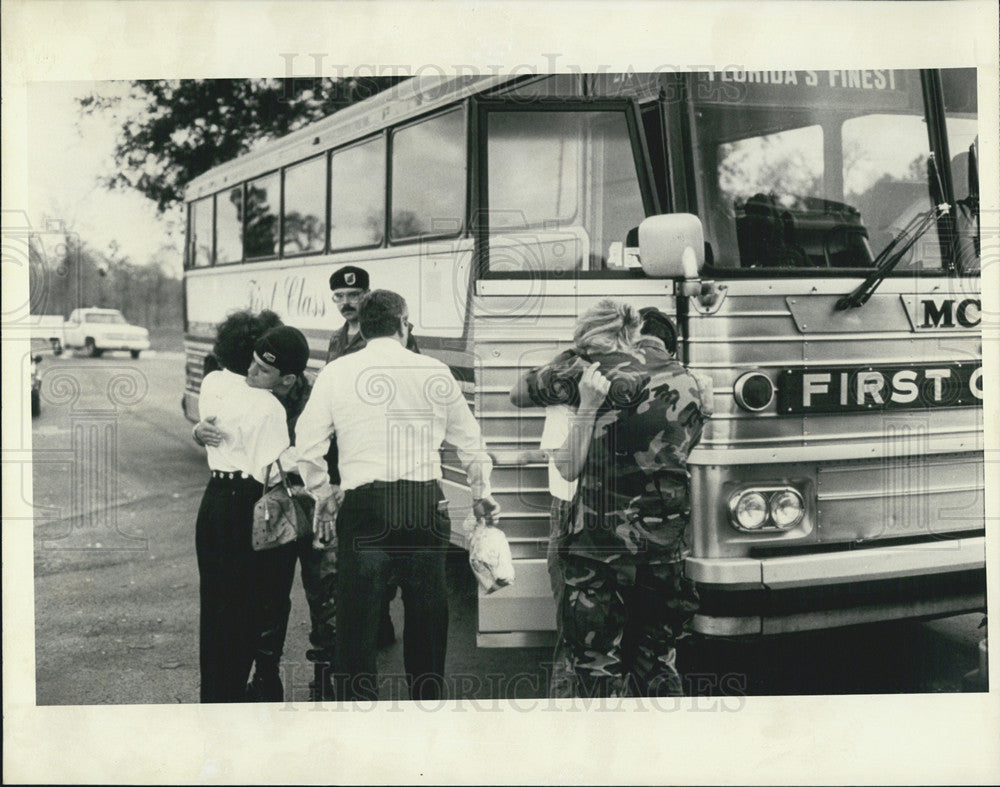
[211,309,282,375]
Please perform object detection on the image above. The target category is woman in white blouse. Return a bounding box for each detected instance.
[194,310,296,703]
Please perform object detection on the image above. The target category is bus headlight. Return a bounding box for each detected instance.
[769,489,805,529]
[730,491,768,530]
[728,486,806,532]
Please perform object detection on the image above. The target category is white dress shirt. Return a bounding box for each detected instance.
[198,369,290,484]
[296,336,493,500]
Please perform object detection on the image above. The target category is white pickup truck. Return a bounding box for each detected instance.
[62,308,151,358]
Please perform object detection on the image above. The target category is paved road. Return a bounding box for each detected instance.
[29,351,987,705]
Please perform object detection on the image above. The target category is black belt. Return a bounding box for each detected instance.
[210,470,252,480]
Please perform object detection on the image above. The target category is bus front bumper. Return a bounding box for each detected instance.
[686,536,986,636]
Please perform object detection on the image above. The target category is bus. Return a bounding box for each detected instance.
[182,69,984,646]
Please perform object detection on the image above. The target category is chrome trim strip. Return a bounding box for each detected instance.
[688,435,982,464]
[695,280,981,297]
[687,331,977,342]
[698,425,982,447]
[692,592,984,636]
[687,536,984,589]
[687,356,980,369]
[817,483,984,502]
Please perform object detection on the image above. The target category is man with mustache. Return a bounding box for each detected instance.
[325,265,419,362]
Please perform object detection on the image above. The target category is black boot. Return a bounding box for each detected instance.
[246,666,284,702]
[310,662,336,701]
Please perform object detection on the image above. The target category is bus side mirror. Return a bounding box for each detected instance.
[637,213,705,280]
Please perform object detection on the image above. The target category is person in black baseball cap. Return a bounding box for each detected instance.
[243,324,314,702]
[637,306,677,356]
[248,325,311,389]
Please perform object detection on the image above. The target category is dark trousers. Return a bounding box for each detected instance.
[195,475,296,703]
[248,542,299,682]
[335,480,451,702]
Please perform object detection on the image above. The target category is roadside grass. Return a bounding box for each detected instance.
[148,325,185,353]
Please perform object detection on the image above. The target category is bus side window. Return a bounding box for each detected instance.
[188,196,214,267]
[330,136,386,250]
[244,172,280,259]
[282,155,326,256]
[216,186,243,263]
[390,108,466,242]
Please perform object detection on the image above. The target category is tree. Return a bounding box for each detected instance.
[78,77,408,214]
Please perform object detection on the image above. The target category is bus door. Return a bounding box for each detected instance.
[468,94,671,646]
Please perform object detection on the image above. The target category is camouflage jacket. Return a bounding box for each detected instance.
[532,344,708,564]
[524,348,651,411]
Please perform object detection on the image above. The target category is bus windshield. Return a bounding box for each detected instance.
[689,68,978,273]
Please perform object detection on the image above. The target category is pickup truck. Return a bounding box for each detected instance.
[29,315,68,355]
[63,308,151,358]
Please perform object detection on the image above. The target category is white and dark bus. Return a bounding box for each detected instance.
[182,69,984,645]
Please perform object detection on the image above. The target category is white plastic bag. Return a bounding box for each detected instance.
[468,523,515,595]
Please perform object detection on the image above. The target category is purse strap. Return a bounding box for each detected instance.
[262,460,294,495]
[275,458,293,495]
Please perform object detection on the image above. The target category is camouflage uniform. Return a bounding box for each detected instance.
[532,343,707,697]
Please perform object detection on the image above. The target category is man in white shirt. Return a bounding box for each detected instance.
[296,289,500,701]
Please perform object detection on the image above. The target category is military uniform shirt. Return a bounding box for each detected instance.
[530,345,707,564]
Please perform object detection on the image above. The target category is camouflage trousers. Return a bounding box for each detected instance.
[558,554,699,698]
[545,497,577,698]
[300,540,338,664]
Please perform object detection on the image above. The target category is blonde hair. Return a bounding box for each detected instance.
[573,299,640,355]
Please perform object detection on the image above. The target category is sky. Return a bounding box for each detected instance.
[26,81,184,277]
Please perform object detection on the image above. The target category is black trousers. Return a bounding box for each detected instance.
[195,475,297,703]
[335,480,451,702]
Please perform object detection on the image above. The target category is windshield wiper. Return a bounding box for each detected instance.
[835,201,949,310]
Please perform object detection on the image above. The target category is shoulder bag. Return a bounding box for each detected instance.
[252,459,314,550]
